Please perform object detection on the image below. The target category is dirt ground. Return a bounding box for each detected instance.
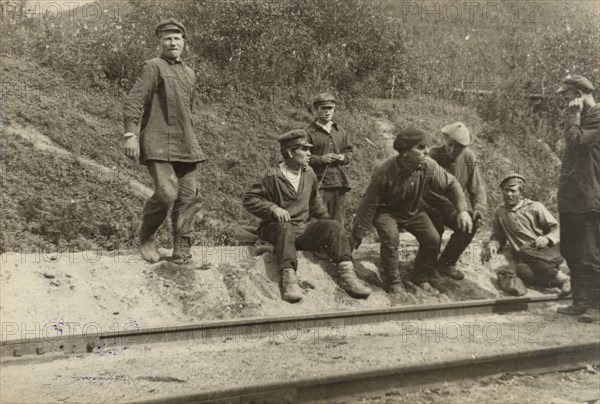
[341,367,600,404]
[1,310,598,403]
[0,233,559,335]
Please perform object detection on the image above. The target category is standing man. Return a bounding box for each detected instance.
[305,93,352,225]
[424,122,487,280]
[243,130,371,303]
[481,174,570,294]
[123,19,205,265]
[352,127,472,294]
[555,75,600,320]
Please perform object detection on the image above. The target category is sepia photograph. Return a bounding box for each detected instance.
[0,0,599,402]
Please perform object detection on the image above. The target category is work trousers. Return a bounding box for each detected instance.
[319,188,346,226]
[139,161,199,242]
[258,220,352,271]
[560,211,600,308]
[373,211,440,282]
[504,244,562,288]
[425,203,478,266]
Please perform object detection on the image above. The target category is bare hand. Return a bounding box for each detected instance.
[534,236,550,249]
[472,210,484,226]
[123,135,139,161]
[272,207,291,222]
[457,211,473,233]
[335,154,345,162]
[567,97,584,113]
[322,153,338,164]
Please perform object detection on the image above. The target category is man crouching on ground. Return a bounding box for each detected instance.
[481,174,571,295]
[123,19,205,265]
[243,130,371,303]
[351,127,472,294]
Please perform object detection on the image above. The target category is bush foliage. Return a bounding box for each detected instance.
[0,0,598,252]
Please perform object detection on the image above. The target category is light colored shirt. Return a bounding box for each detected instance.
[315,120,333,133]
[490,198,560,252]
[279,162,301,192]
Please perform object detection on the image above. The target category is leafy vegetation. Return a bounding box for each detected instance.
[0,0,597,252]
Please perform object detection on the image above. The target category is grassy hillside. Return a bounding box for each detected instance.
[1,0,596,253]
[1,52,553,253]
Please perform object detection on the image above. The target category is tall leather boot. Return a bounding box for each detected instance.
[338,261,371,299]
[281,268,303,303]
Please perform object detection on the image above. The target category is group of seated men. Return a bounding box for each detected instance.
[242,93,571,303]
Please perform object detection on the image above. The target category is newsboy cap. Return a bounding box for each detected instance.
[441,122,471,146]
[279,129,313,148]
[556,75,594,93]
[393,127,432,152]
[499,173,526,188]
[313,92,336,107]
[155,18,186,38]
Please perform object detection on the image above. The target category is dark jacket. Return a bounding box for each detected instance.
[427,146,487,213]
[243,164,329,234]
[123,55,205,165]
[352,156,468,240]
[558,104,600,213]
[305,120,352,192]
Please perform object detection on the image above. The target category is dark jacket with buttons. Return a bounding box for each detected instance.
[352,156,468,241]
[558,104,600,214]
[243,164,329,234]
[304,120,352,192]
[123,55,205,165]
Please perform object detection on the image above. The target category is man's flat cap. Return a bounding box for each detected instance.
[313,92,336,107]
[393,126,432,152]
[556,75,594,93]
[155,18,186,37]
[441,122,471,146]
[499,173,526,188]
[279,129,313,148]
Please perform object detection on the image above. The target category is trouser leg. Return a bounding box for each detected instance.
[561,212,600,308]
[426,200,476,266]
[170,162,199,240]
[373,213,401,283]
[140,161,179,242]
[258,222,298,271]
[319,189,346,226]
[404,211,441,282]
[296,219,352,263]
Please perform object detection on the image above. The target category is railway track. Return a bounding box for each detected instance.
[0,295,578,359]
[2,295,598,403]
[136,342,599,404]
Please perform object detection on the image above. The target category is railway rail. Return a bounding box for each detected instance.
[0,295,575,360]
[2,295,598,403]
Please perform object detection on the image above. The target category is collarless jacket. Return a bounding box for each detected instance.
[243,164,329,234]
[352,156,468,240]
[304,120,352,192]
[427,146,487,213]
[123,55,206,165]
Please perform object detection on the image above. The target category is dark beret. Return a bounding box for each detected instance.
[279,129,313,148]
[499,173,526,188]
[313,92,336,107]
[155,18,186,38]
[556,75,594,93]
[393,127,432,152]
